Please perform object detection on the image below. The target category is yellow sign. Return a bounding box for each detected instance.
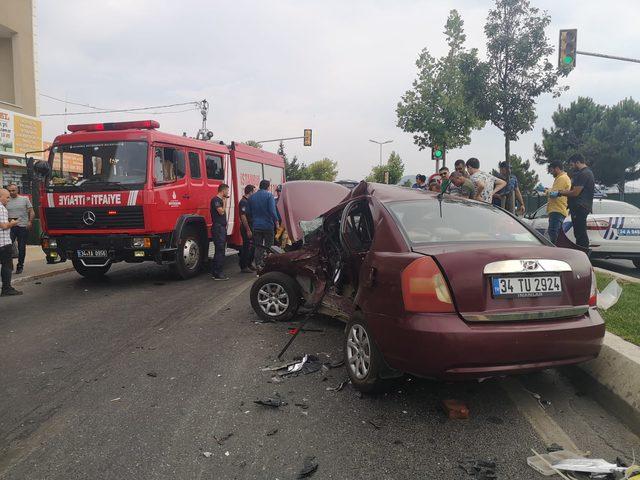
[14,114,42,154]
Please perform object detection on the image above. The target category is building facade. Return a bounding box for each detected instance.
[0,0,42,192]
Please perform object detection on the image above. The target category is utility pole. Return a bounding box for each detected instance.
[196,99,213,140]
[369,139,393,166]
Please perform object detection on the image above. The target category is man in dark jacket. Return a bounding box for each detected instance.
[238,184,255,273]
[210,184,230,280]
[248,180,278,270]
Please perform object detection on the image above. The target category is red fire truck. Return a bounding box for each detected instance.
[39,120,285,279]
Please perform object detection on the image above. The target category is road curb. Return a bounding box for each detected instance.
[571,332,640,435]
[12,266,75,286]
[593,266,640,284]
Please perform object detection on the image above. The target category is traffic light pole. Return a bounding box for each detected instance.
[577,50,640,64]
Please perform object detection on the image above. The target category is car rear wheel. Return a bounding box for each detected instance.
[173,227,204,279]
[344,315,392,393]
[72,257,111,280]
[251,272,300,322]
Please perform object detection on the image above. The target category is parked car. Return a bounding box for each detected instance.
[250,181,604,392]
[526,199,640,268]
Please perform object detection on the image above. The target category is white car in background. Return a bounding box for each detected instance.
[527,199,640,269]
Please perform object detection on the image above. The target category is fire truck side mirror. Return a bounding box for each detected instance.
[33,160,52,178]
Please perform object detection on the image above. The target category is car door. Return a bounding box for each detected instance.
[186,149,206,218]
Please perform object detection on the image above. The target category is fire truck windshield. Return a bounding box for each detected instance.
[48,141,148,191]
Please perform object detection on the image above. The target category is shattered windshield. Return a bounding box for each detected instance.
[48,141,148,191]
[300,217,324,244]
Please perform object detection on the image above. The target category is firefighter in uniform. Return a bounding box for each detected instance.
[238,184,255,273]
[210,184,230,281]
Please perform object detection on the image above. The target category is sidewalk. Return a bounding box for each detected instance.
[11,245,74,286]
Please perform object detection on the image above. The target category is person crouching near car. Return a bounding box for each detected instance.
[544,161,571,245]
[0,188,22,297]
[449,171,475,199]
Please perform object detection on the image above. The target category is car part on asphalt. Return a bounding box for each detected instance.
[214,433,233,445]
[457,458,497,479]
[202,451,212,458]
[528,449,580,478]
[266,428,278,436]
[442,399,470,419]
[254,394,288,408]
[296,456,319,479]
[326,379,349,392]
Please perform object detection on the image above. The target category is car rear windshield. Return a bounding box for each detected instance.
[387,199,541,245]
[592,201,640,215]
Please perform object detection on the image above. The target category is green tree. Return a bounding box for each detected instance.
[244,140,263,148]
[534,97,605,167]
[491,154,539,195]
[305,158,338,181]
[479,0,566,164]
[286,155,309,180]
[366,151,405,184]
[534,97,640,193]
[397,10,485,155]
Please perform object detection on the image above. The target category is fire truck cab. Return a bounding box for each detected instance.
[39,120,285,279]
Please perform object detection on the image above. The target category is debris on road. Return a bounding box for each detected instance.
[553,458,626,474]
[266,428,279,436]
[214,433,233,445]
[326,379,349,392]
[528,449,586,478]
[224,451,230,457]
[297,456,319,479]
[522,387,551,409]
[546,443,563,453]
[284,355,322,376]
[458,458,497,479]
[254,394,288,408]
[368,419,382,430]
[146,371,158,378]
[442,399,469,419]
[202,451,212,458]
[110,397,121,402]
[260,360,298,372]
[294,402,309,410]
[598,278,623,310]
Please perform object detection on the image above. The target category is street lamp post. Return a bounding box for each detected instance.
[369,139,393,166]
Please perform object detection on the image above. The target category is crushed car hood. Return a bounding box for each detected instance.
[277,181,351,241]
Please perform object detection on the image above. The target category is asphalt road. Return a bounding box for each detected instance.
[1,258,638,479]
[592,258,640,279]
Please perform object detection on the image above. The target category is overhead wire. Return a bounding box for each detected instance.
[39,93,201,117]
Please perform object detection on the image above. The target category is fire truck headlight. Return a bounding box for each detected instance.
[132,237,151,248]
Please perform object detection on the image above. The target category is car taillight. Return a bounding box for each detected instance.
[589,269,598,308]
[401,257,454,313]
[586,219,609,231]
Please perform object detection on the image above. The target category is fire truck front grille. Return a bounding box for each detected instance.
[45,206,145,230]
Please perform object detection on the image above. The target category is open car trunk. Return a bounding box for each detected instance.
[413,243,592,322]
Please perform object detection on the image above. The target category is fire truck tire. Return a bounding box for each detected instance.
[72,258,111,279]
[250,272,300,322]
[173,227,205,279]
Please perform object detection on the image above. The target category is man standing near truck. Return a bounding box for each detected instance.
[238,184,255,273]
[248,179,279,270]
[210,184,230,281]
[7,183,35,275]
[1,188,21,296]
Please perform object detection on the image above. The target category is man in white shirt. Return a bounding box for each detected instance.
[7,183,35,274]
[0,188,22,296]
[466,157,506,204]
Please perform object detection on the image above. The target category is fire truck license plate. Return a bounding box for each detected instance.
[77,249,108,258]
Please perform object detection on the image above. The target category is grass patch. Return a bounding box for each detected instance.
[596,271,640,346]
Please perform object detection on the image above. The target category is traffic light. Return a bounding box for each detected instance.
[559,29,577,68]
[303,129,312,146]
[431,146,443,160]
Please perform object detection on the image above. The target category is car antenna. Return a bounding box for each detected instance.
[437,179,451,218]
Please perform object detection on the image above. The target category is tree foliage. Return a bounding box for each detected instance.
[491,154,539,195]
[366,151,405,184]
[277,141,310,181]
[478,0,566,162]
[536,97,640,191]
[305,158,338,181]
[397,10,485,153]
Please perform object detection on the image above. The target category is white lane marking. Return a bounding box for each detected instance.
[501,377,580,453]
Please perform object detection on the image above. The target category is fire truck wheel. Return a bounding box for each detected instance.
[174,227,204,279]
[72,258,111,280]
[251,272,300,322]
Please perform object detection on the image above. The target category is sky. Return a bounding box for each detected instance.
[37,0,640,187]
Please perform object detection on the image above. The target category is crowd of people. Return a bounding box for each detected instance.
[411,154,596,250]
[209,179,282,281]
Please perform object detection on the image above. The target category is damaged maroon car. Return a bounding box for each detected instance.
[250,181,605,392]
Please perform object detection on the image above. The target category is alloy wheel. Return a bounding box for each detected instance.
[347,324,371,380]
[257,283,290,317]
